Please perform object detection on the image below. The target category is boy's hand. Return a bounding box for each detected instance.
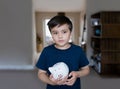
[64,71,77,86]
[49,74,68,85]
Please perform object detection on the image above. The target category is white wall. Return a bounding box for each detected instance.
[0,1,46,89]
[86,0,120,65]
[0,0,33,67]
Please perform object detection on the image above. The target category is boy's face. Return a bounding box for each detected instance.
[51,24,72,49]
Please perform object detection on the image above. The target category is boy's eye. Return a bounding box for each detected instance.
[63,31,67,33]
[52,32,58,35]
[62,30,67,34]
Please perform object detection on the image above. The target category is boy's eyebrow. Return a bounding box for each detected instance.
[51,30,57,33]
[61,29,69,31]
[51,29,68,32]
[62,29,68,30]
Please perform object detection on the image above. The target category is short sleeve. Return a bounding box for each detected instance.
[79,48,89,67]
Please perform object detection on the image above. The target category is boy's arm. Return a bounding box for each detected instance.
[38,69,69,86]
[68,65,90,79]
[65,66,90,86]
[38,69,55,85]
[69,66,90,78]
[75,65,90,77]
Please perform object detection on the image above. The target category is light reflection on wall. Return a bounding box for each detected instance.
[45,19,54,46]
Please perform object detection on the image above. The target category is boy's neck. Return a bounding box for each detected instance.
[54,43,71,50]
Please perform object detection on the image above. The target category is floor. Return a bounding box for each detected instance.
[81,68,120,89]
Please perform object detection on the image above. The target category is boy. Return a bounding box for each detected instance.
[36,15,90,89]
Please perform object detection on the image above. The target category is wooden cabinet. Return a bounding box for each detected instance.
[91,11,120,76]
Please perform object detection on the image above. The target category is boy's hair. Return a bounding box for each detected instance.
[47,15,73,32]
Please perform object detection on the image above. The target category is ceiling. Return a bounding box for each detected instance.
[33,0,86,12]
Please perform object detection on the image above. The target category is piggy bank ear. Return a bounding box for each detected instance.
[48,67,53,73]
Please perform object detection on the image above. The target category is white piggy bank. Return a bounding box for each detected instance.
[48,62,69,79]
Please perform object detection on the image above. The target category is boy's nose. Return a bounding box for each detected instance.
[58,33,62,38]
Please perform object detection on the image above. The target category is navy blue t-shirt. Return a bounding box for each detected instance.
[36,43,89,89]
